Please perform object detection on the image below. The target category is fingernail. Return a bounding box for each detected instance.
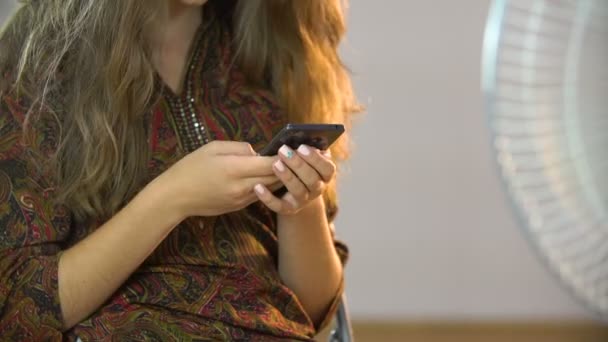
[298,145,311,156]
[279,145,294,159]
[274,160,286,172]
[254,184,265,195]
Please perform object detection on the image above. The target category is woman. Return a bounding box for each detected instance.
[0,0,358,340]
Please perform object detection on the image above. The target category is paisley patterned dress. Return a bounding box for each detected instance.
[0,3,348,341]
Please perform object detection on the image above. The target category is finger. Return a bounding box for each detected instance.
[307,180,326,199]
[278,145,322,191]
[254,184,295,213]
[241,193,261,207]
[245,175,280,189]
[209,141,257,156]
[273,160,309,201]
[269,181,285,192]
[236,177,279,208]
[296,145,336,182]
[282,192,301,211]
[228,155,280,178]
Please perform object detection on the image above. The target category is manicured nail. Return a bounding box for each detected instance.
[274,160,286,172]
[254,184,265,195]
[279,145,294,159]
[298,145,311,156]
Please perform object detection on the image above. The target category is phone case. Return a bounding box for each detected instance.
[258,124,344,156]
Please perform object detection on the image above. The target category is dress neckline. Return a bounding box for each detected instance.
[155,5,217,102]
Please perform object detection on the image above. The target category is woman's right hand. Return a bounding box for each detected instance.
[153,141,280,218]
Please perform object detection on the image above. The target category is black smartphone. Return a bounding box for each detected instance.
[258,123,345,156]
[258,123,344,198]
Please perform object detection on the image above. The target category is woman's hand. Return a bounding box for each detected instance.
[155,141,280,218]
[253,144,336,215]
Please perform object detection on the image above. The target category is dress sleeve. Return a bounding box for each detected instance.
[0,96,70,339]
[314,190,349,333]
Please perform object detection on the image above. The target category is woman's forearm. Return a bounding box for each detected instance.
[57,177,185,330]
[276,197,343,325]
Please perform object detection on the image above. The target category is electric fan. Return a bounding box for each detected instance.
[483,0,608,318]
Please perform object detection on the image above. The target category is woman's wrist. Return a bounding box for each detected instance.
[140,174,188,225]
[276,196,325,224]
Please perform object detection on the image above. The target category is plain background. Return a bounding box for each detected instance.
[0,0,591,321]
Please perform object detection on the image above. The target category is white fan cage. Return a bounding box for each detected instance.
[483,0,608,318]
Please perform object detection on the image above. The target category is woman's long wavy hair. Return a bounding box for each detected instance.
[0,0,359,223]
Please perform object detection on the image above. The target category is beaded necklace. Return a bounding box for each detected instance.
[162,11,216,153]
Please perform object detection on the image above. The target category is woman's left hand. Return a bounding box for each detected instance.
[254,144,335,215]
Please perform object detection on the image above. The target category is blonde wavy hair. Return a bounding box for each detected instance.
[0,0,359,223]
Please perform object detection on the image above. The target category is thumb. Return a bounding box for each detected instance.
[210,141,256,156]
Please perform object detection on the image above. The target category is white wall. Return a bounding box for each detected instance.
[0,0,592,321]
[337,0,590,320]
[0,1,13,24]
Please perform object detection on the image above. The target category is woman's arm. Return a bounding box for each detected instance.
[276,196,343,326]
[58,141,279,329]
[0,129,278,336]
[58,177,183,329]
[254,144,346,328]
